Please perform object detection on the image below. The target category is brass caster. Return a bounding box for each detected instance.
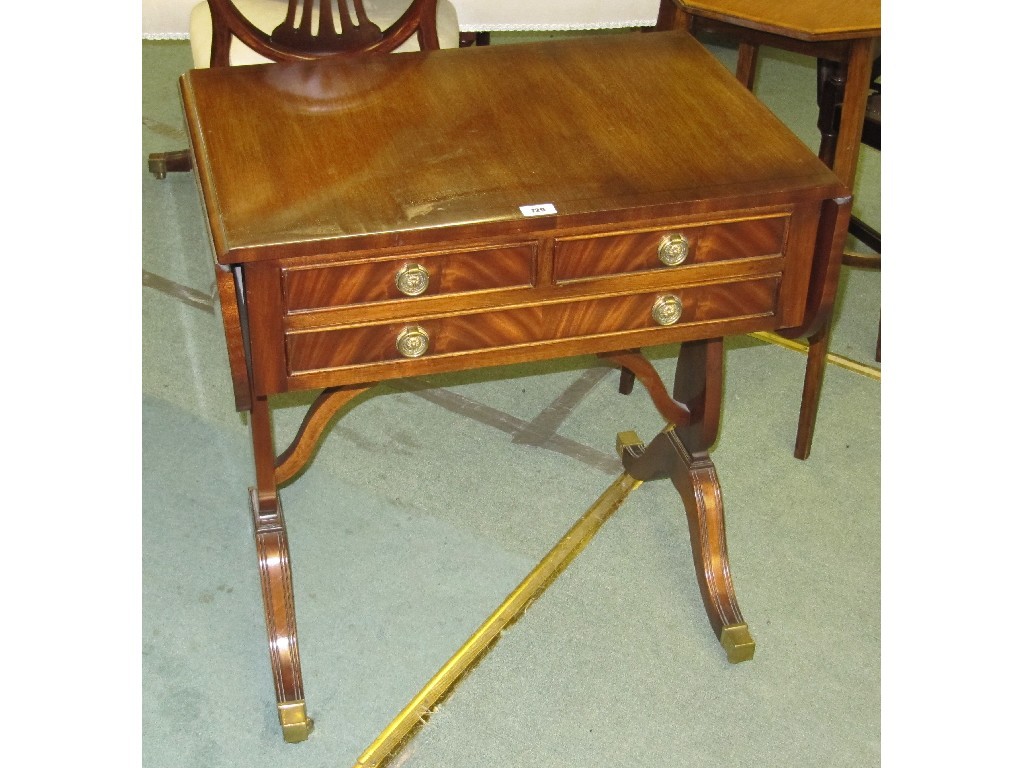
[147,157,168,179]
[147,149,192,179]
[278,700,314,743]
[616,430,644,459]
[720,623,755,664]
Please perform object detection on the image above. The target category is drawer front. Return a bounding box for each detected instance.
[282,243,537,312]
[286,276,779,375]
[553,215,788,283]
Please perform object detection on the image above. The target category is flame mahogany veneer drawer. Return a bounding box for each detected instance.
[282,243,537,311]
[285,276,779,375]
[553,215,789,283]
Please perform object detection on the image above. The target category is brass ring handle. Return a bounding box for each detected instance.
[396,325,430,358]
[395,263,430,296]
[657,233,690,266]
[651,294,683,326]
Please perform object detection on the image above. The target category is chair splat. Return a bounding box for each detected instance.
[272,0,384,54]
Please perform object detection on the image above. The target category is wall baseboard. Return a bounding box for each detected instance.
[143,33,189,40]
[459,21,655,32]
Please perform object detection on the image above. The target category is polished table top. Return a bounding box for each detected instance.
[677,0,880,41]
[182,30,842,265]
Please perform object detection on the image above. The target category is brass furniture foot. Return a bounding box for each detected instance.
[720,622,756,664]
[278,700,314,743]
[148,149,192,179]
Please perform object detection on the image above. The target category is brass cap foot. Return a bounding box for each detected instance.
[279,700,314,743]
[616,430,644,459]
[720,623,755,664]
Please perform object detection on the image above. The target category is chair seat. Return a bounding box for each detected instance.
[190,0,462,67]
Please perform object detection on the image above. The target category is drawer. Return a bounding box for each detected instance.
[553,215,788,283]
[285,276,779,375]
[282,243,537,312]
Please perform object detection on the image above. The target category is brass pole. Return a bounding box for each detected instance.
[354,472,643,767]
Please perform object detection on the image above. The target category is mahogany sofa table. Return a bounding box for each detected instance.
[180,30,848,743]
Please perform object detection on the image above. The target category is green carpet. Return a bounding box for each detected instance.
[142,30,879,768]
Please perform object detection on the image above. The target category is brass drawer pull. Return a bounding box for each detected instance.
[396,325,430,358]
[395,263,430,296]
[657,233,689,266]
[651,294,683,326]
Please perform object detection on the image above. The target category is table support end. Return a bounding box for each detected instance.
[720,623,756,664]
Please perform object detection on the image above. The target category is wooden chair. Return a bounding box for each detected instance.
[148,0,461,178]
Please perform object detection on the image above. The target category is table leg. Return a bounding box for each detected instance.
[614,339,755,663]
[656,0,692,32]
[827,38,874,192]
[795,318,833,460]
[794,37,875,458]
[736,43,759,90]
[816,58,844,168]
[249,395,314,743]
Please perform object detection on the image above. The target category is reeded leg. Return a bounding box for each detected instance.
[242,385,376,740]
[249,396,313,742]
[615,339,754,662]
[249,490,314,742]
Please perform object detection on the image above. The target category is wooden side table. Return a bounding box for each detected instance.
[658,0,881,458]
[181,31,847,742]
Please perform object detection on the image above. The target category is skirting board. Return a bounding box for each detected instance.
[142,21,659,40]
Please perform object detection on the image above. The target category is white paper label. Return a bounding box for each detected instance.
[519,203,557,217]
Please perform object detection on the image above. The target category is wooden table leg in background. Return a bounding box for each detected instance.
[821,38,874,194]
[717,36,874,461]
[656,0,878,460]
[608,340,755,663]
[656,0,690,31]
[734,42,759,90]
[795,37,874,459]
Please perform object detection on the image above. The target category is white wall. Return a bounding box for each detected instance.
[143,0,198,37]
[142,0,661,37]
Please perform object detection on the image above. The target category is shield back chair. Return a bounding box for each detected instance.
[148,0,461,178]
